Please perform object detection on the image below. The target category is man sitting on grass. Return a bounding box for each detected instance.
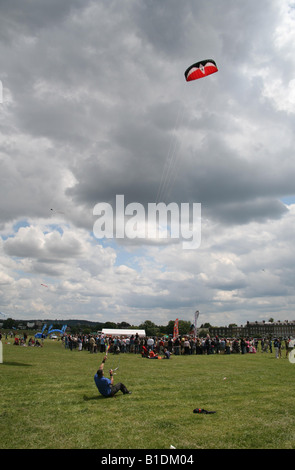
[94,355,131,398]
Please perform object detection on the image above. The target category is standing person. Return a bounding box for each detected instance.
[205,335,211,355]
[274,338,280,359]
[215,336,220,354]
[89,335,96,354]
[173,336,180,355]
[159,337,165,354]
[129,335,135,353]
[254,338,259,352]
[263,338,269,353]
[147,336,154,351]
[94,355,131,398]
[278,337,282,358]
[285,337,294,358]
[100,335,105,353]
[240,337,246,354]
[190,337,196,355]
[184,338,190,355]
[225,338,231,355]
[196,337,202,355]
[134,334,140,354]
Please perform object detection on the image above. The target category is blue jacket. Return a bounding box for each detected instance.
[94,374,112,397]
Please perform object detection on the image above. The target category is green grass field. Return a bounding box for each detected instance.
[1,339,295,449]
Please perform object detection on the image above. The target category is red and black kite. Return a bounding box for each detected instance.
[184,59,218,82]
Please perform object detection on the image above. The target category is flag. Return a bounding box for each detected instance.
[173,318,179,340]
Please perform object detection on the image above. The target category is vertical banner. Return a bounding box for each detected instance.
[173,318,179,340]
[194,311,199,335]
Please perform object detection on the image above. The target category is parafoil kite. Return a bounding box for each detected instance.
[50,208,65,214]
[184,59,218,82]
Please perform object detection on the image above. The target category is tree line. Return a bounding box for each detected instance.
[1,317,210,337]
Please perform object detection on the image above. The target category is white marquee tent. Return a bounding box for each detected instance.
[102,329,146,337]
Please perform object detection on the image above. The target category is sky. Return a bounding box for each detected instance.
[1,0,295,327]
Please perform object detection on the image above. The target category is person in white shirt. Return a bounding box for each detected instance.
[147,337,154,351]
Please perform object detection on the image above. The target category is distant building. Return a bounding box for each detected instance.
[245,320,295,338]
[209,320,295,338]
[209,324,245,338]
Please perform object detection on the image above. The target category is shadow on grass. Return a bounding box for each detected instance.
[83,394,105,401]
[1,361,33,367]
[83,394,119,401]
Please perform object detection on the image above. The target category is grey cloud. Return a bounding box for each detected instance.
[208,198,288,225]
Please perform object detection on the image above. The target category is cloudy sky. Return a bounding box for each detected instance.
[1,0,295,327]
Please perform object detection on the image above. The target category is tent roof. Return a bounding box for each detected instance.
[102,328,146,337]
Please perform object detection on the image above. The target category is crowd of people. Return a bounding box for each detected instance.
[2,328,293,359]
[0,331,44,347]
[61,332,294,358]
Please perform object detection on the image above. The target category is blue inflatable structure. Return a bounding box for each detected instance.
[35,324,67,338]
[34,323,48,338]
[48,324,67,336]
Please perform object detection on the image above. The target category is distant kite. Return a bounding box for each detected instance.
[50,208,65,215]
[41,283,48,288]
[184,59,218,82]
[0,311,6,317]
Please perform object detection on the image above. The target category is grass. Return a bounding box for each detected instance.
[1,339,295,449]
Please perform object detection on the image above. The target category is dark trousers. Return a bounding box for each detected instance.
[110,382,129,396]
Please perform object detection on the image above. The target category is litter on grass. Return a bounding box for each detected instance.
[193,408,216,414]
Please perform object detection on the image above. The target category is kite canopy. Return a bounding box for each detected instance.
[184,59,218,82]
